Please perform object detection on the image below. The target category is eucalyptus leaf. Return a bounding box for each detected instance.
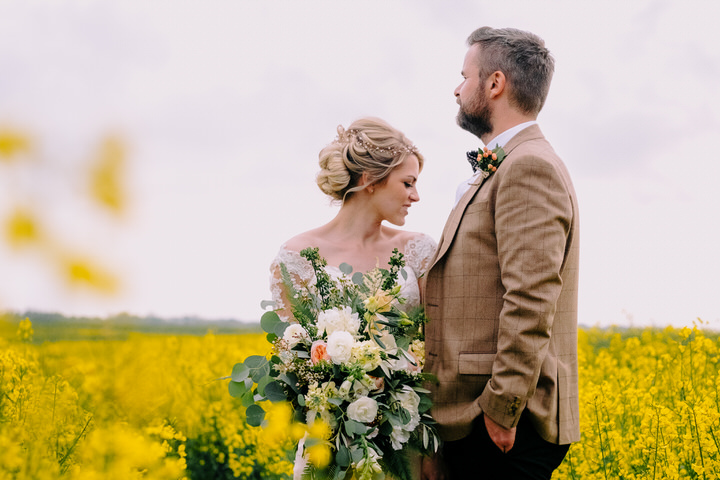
[396,337,411,351]
[244,355,270,382]
[400,268,408,280]
[260,311,282,334]
[240,388,255,407]
[245,404,266,427]
[344,420,369,435]
[256,375,272,396]
[264,380,287,402]
[327,397,343,407]
[266,332,278,343]
[352,271,365,285]
[386,412,401,427]
[398,407,411,425]
[304,436,322,447]
[339,263,353,275]
[379,420,393,436]
[228,380,248,398]
[336,445,351,467]
[279,372,300,393]
[298,394,305,407]
[231,363,250,382]
[274,321,289,337]
[419,394,433,413]
[260,299,276,310]
[350,446,365,463]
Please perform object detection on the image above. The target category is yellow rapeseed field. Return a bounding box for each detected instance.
[1,316,719,479]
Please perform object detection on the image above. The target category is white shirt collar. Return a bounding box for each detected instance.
[453,121,538,207]
[483,120,537,150]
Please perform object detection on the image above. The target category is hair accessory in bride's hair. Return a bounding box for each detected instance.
[334,125,417,156]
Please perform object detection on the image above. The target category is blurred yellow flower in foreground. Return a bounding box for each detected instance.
[63,256,119,293]
[4,207,41,248]
[89,136,125,213]
[305,420,333,468]
[0,128,30,160]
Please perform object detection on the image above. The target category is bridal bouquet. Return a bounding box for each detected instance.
[229,248,439,480]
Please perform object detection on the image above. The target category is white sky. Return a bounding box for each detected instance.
[1,1,719,328]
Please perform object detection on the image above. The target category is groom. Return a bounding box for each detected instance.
[421,27,580,479]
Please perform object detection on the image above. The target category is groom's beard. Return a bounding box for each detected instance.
[456,89,493,139]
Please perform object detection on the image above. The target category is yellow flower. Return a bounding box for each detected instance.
[89,136,125,214]
[364,294,393,313]
[62,255,119,293]
[0,128,30,160]
[4,207,40,248]
[15,317,34,342]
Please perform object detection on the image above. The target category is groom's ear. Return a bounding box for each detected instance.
[487,71,507,99]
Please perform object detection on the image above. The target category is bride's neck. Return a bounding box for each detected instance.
[325,202,384,244]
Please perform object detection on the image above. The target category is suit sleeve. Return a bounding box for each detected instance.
[477,151,573,429]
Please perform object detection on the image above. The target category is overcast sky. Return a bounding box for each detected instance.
[1,1,719,328]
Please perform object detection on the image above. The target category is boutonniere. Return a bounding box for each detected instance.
[467,145,507,179]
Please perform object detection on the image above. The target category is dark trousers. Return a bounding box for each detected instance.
[441,413,569,480]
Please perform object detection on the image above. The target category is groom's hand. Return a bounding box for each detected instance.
[421,453,447,480]
[483,413,516,453]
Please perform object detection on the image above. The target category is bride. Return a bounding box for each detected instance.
[269,117,437,479]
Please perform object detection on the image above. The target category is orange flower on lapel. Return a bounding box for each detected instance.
[467,145,507,179]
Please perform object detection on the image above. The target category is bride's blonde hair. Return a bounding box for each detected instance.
[316,117,423,203]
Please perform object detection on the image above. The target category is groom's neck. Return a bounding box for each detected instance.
[482,108,537,145]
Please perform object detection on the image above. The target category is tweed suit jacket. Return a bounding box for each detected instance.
[424,124,580,445]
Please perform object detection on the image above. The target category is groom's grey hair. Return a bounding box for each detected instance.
[467,26,555,116]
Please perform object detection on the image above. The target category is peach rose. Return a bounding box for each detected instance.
[311,340,331,365]
[369,375,385,392]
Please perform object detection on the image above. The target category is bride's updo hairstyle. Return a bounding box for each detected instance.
[317,117,423,203]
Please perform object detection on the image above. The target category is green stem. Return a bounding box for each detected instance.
[652,406,660,480]
[594,397,609,480]
[690,405,706,480]
[59,416,92,473]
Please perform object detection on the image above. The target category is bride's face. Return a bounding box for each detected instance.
[370,155,420,226]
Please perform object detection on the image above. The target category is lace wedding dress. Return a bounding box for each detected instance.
[269,233,437,322]
[267,232,437,479]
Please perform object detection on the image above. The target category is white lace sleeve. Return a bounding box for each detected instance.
[404,233,438,278]
[269,246,316,322]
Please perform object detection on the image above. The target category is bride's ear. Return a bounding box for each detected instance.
[358,171,374,193]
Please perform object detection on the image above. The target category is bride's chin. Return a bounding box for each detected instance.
[386,217,405,227]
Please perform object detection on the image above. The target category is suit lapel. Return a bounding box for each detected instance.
[430,125,545,270]
[430,175,486,268]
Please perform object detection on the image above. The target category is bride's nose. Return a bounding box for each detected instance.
[410,188,420,203]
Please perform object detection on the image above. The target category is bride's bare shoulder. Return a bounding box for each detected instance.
[383,227,428,250]
[283,229,326,252]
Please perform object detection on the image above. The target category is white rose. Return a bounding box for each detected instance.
[326,331,355,364]
[317,306,360,336]
[347,396,379,423]
[283,323,309,347]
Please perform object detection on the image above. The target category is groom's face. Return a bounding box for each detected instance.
[455,44,493,139]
